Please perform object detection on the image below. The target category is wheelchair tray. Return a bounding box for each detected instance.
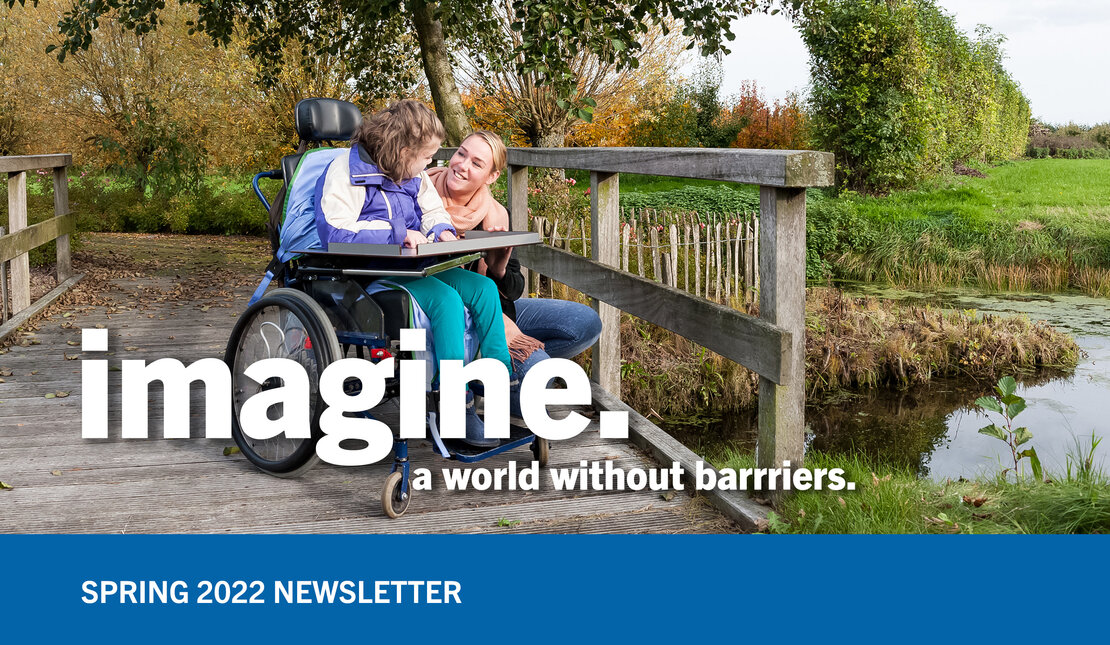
[293,231,539,278]
[295,230,539,258]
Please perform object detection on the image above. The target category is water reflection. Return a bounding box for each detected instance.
[667,287,1110,480]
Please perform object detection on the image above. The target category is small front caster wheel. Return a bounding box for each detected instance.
[382,471,411,518]
[531,437,550,467]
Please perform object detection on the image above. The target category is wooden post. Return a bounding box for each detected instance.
[724,221,732,303]
[508,165,529,289]
[621,223,630,272]
[734,217,742,301]
[7,170,30,313]
[590,171,620,394]
[635,219,644,278]
[756,186,806,471]
[668,224,679,291]
[1,225,7,322]
[683,220,691,292]
[693,222,701,297]
[649,226,661,282]
[53,166,72,282]
[714,222,722,303]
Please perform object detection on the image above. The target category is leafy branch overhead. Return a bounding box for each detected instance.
[6,0,812,144]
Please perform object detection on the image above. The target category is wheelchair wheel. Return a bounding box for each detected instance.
[381,471,410,518]
[226,288,342,478]
[531,437,550,467]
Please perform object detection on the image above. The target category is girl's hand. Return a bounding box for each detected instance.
[403,229,429,248]
[438,230,458,242]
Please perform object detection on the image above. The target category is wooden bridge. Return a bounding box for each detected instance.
[1,149,832,534]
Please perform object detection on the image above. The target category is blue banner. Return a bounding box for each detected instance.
[2,535,1103,641]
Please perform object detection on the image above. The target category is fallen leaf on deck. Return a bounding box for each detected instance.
[0,482,13,491]
[223,446,241,456]
[0,368,11,377]
[44,393,56,399]
[51,470,62,476]
[660,491,676,501]
[125,346,139,351]
[64,354,78,360]
[109,366,121,372]
[55,391,70,398]
[67,340,79,346]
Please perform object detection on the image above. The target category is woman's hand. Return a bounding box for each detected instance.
[483,224,512,276]
[438,230,458,242]
[403,229,429,248]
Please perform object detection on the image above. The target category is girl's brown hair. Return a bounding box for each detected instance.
[353,99,445,182]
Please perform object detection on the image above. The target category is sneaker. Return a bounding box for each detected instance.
[463,392,499,448]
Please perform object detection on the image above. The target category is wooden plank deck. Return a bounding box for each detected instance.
[1,270,733,534]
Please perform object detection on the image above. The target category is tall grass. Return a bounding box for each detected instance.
[718,436,1110,534]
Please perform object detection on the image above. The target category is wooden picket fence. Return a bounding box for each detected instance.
[531,207,759,306]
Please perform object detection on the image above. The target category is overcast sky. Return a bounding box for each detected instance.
[714,1,1110,125]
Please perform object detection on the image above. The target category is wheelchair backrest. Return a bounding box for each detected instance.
[265,98,363,256]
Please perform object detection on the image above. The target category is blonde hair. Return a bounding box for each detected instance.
[467,130,507,175]
[354,99,445,182]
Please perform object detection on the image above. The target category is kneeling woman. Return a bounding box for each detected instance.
[314,100,508,446]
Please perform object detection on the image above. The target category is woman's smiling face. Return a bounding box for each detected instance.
[446,135,500,197]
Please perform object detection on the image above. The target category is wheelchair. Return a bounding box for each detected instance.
[224,98,548,518]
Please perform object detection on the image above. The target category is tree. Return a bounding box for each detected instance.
[11,0,808,145]
[461,8,688,148]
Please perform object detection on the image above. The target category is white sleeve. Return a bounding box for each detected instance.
[318,161,392,234]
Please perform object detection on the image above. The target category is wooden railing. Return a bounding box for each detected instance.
[438,146,834,469]
[1,154,76,323]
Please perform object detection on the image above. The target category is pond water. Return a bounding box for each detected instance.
[665,286,1110,480]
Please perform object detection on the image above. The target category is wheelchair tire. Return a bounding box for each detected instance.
[226,288,342,478]
[381,471,410,518]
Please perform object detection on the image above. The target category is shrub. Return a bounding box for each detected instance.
[801,0,1031,192]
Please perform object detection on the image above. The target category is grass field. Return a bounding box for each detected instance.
[809,159,1110,294]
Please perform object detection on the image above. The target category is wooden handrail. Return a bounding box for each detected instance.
[0,154,72,174]
[436,144,828,470]
[1,154,74,322]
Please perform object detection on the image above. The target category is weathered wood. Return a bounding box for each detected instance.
[0,274,83,343]
[756,187,806,470]
[7,170,30,312]
[53,167,72,281]
[715,222,722,302]
[661,252,672,287]
[508,164,529,287]
[0,154,71,174]
[649,226,661,281]
[635,220,644,278]
[590,384,766,532]
[693,222,701,297]
[668,224,679,290]
[1,225,7,322]
[621,223,630,272]
[504,148,834,188]
[0,213,77,264]
[683,221,690,291]
[724,221,732,302]
[590,171,620,394]
[516,244,790,383]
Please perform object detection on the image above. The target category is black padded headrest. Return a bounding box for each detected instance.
[295,98,362,143]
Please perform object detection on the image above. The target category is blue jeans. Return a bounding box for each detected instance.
[509,298,602,417]
[513,298,602,359]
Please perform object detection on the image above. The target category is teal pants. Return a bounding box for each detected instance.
[390,267,511,372]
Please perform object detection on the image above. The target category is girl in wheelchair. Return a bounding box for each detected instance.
[313,99,509,447]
